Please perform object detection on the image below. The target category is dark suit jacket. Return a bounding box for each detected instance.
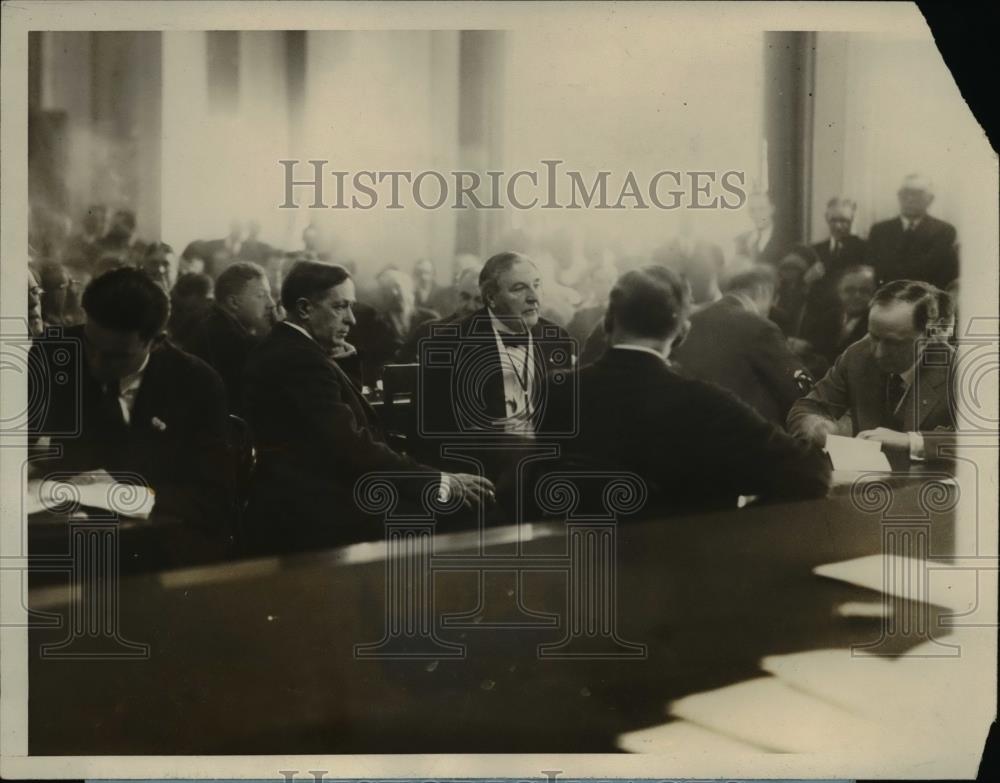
[800,307,870,365]
[421,308,575,438]
[671,295,808,424]
[787,336,955,455]
[866,215,958,289]
[811,234,867,274]
[179,304,257,414]
[243,322,440,551]
[806,234,869,315]
[29,326,234,563]
[558,349,830,513]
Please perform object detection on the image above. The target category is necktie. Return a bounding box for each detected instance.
[831,240,841,260]
[102,378,127,431]
[884,374,906,429]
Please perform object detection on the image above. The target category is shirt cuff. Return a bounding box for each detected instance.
[908,431,926,462]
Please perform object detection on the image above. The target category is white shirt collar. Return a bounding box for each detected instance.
[756,224,773,248]
[118,352,150,396]
[612,344,667,361]
[487,307,528,336]
[901,215,923,230]
[730,291,761,317]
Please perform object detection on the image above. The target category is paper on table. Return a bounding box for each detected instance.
[28,470,156,519]
[618,717,769,754]
[813,554,980,614]
[667,675,880,752]
[824,433,892,472]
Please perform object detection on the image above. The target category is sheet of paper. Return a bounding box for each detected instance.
[824,433,892,472]
[28,471,155,520]
[618,717,769,754]
[667,676,879,752]
[813,554,979,614]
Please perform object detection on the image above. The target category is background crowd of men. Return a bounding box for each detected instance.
[27,172,960,566]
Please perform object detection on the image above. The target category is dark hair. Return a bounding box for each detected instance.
[144,241,174,259]
[280,260,351,310]
[479,251,533,300]
[870,279,944,333]
[780,244,820,268]
[723,264,777,294]
[171,272,214,302]
[181,240,208,262]
[82,267,169,341]
[606,265,691,340]
[215,261,266,303]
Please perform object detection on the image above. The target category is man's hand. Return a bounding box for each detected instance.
[445,473,496,509]
[801,415,838,447]
[857,427,910,451]
[329,341,358,360]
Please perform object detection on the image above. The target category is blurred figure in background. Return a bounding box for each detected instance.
[413,258,449,313]
[398,265,484,363]
[655,237,725,311]
[372,267,439,365]
[734,192,785,266]
[567,258,618,347]
[141,242,175,293]
[181,262,275,414]
[167,272,214,346]
[64,204,108,284]
[36,260,84,327]
[769,246,819,338]
[28,267,45,338]
[97,208,146,267]
[866,173,959,289]
[800,264,877,365]
[808,196,866,292]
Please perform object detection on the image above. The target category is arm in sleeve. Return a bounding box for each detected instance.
[786,347,853,437]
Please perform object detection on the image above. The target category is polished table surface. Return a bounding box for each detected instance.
[27,471,956,755]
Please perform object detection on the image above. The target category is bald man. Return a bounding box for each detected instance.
[866,174,958,289]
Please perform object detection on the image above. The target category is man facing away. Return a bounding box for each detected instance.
[243,260,493,554]
[671,264,810,425]
[787,279,956,464]
[560,265,831,513]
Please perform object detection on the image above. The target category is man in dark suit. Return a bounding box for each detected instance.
[29,268,234,565]
[180,262,275,414]
[800,264,877,365]
[558,266,830,513]
[421,252,574,440]
[804,196,867,315]
[866,174,958,289]
[810,196,867,277]
[671,265,810,425]
[734,192,787,266]
[788,279,955,463]
[243,261,493,553]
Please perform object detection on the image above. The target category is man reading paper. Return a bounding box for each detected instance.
[787,279,956,462]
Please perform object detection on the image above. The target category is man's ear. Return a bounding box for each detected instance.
[294,297,311,321]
